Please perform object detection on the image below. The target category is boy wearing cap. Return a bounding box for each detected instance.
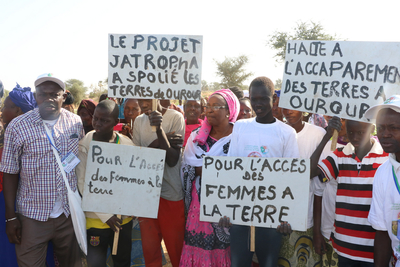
[367,95,400,267]
[1,74,84,266]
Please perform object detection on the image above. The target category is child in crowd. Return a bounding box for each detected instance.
[278,108,327,266]
[228,76,298,267]
[313,116,348,267]
[310,118,388,266]
[121,98,141,139]
[76,100,133,267]
[132,99,185,267]
[271,89,283,121]
[237,97,253,120]
[183,99,203,147]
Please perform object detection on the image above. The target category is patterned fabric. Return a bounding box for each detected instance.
[278,227,321,267]
[179,180,231,266]
[182,135,217,212]
[180,128,232,265]
[309,114,328,129]
[318,140,388,262]
[0,108,84,221]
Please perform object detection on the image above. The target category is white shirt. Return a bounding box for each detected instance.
[228,118,299,158]
[297,123,326,228]
[369,153,400,265]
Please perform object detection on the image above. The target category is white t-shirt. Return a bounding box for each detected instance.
[43,118,64,219]
[369,153,400,265]
[228,118,299,158]
[314,141,345,239]
[297,123,326,229]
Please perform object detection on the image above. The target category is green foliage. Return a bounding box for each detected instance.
[88,79,108,102]
[268,21,337,63]
[201,80,222,92]
[65,79,88,106]
[214,55,253,88]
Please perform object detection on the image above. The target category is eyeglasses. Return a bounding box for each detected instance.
[205,105,226,111]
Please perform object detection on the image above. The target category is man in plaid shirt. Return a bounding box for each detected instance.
[1,73,84,267]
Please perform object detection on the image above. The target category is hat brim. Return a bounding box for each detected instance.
[364,104,400,120]
[34,77,65,90]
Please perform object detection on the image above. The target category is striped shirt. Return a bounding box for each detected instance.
[0,108,84,221]
[318,139,388,262]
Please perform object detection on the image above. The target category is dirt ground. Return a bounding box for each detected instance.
[162,240,172,267]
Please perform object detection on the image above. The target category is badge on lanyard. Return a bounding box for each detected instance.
[61,152,80,173]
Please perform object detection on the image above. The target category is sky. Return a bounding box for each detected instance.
[1,0,400,93]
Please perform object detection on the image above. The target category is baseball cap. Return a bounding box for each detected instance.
[34,73,65,90]
[364,95,400,120]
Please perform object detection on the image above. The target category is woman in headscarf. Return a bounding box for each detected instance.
[179,89,240,267]
[78,99,97,134]
[0,83,38,267]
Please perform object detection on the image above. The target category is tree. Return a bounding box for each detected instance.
[214,55,253,88]
[65,79,88,106]
[274,79,282,90]
[268,21,337,63]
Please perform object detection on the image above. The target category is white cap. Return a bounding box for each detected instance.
[364,95,400,120]
[34,73,65,90]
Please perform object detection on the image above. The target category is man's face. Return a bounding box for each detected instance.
[250,86,274,120]
[35,81,66,120]
[124,99,141,122]
[376,108,400,154]
[138,99,153,114]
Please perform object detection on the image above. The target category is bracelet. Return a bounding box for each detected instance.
[5,217,17,223]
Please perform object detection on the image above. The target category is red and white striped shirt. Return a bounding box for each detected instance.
[318,139,388,263]
[0,108,84,221]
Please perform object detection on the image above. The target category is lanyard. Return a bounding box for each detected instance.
[43,123,60,153]
[392,166,400,195]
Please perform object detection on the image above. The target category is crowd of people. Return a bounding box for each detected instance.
[0,73,400,267]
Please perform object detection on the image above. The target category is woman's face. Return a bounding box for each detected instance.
[205,94,230,126]
[238,99,252,120]
[78,108,92,127]
[1,97,22,124]
[184,100,202,121]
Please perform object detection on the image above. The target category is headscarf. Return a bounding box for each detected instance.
[193,89,240,145]
[8,83,37,113]
[77,99,97,117]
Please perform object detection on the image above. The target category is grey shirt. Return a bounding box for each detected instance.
[132,109,185,201]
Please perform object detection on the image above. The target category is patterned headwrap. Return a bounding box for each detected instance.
[8,83,38,113]
[77,99,97,117]
[193,89,240,145]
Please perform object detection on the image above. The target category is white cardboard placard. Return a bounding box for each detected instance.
[108,34,202,100]
[280,40,400,122]
[82,141,166,218]
[200,156,310,231]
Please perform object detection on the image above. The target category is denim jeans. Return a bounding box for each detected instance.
[230,225,283,267]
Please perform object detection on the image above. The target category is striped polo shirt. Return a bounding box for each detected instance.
[318,139,388,263]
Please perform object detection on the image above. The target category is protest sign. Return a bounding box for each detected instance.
[82,141,166,218]
[280,41,400,121]
[200,156,310,231]
[108,34,202,100]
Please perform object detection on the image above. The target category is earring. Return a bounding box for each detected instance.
[226,115,229,118]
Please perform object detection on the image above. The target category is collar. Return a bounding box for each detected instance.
[342,138,384,158]
[31,108,64,125]
[389,153,400,173]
